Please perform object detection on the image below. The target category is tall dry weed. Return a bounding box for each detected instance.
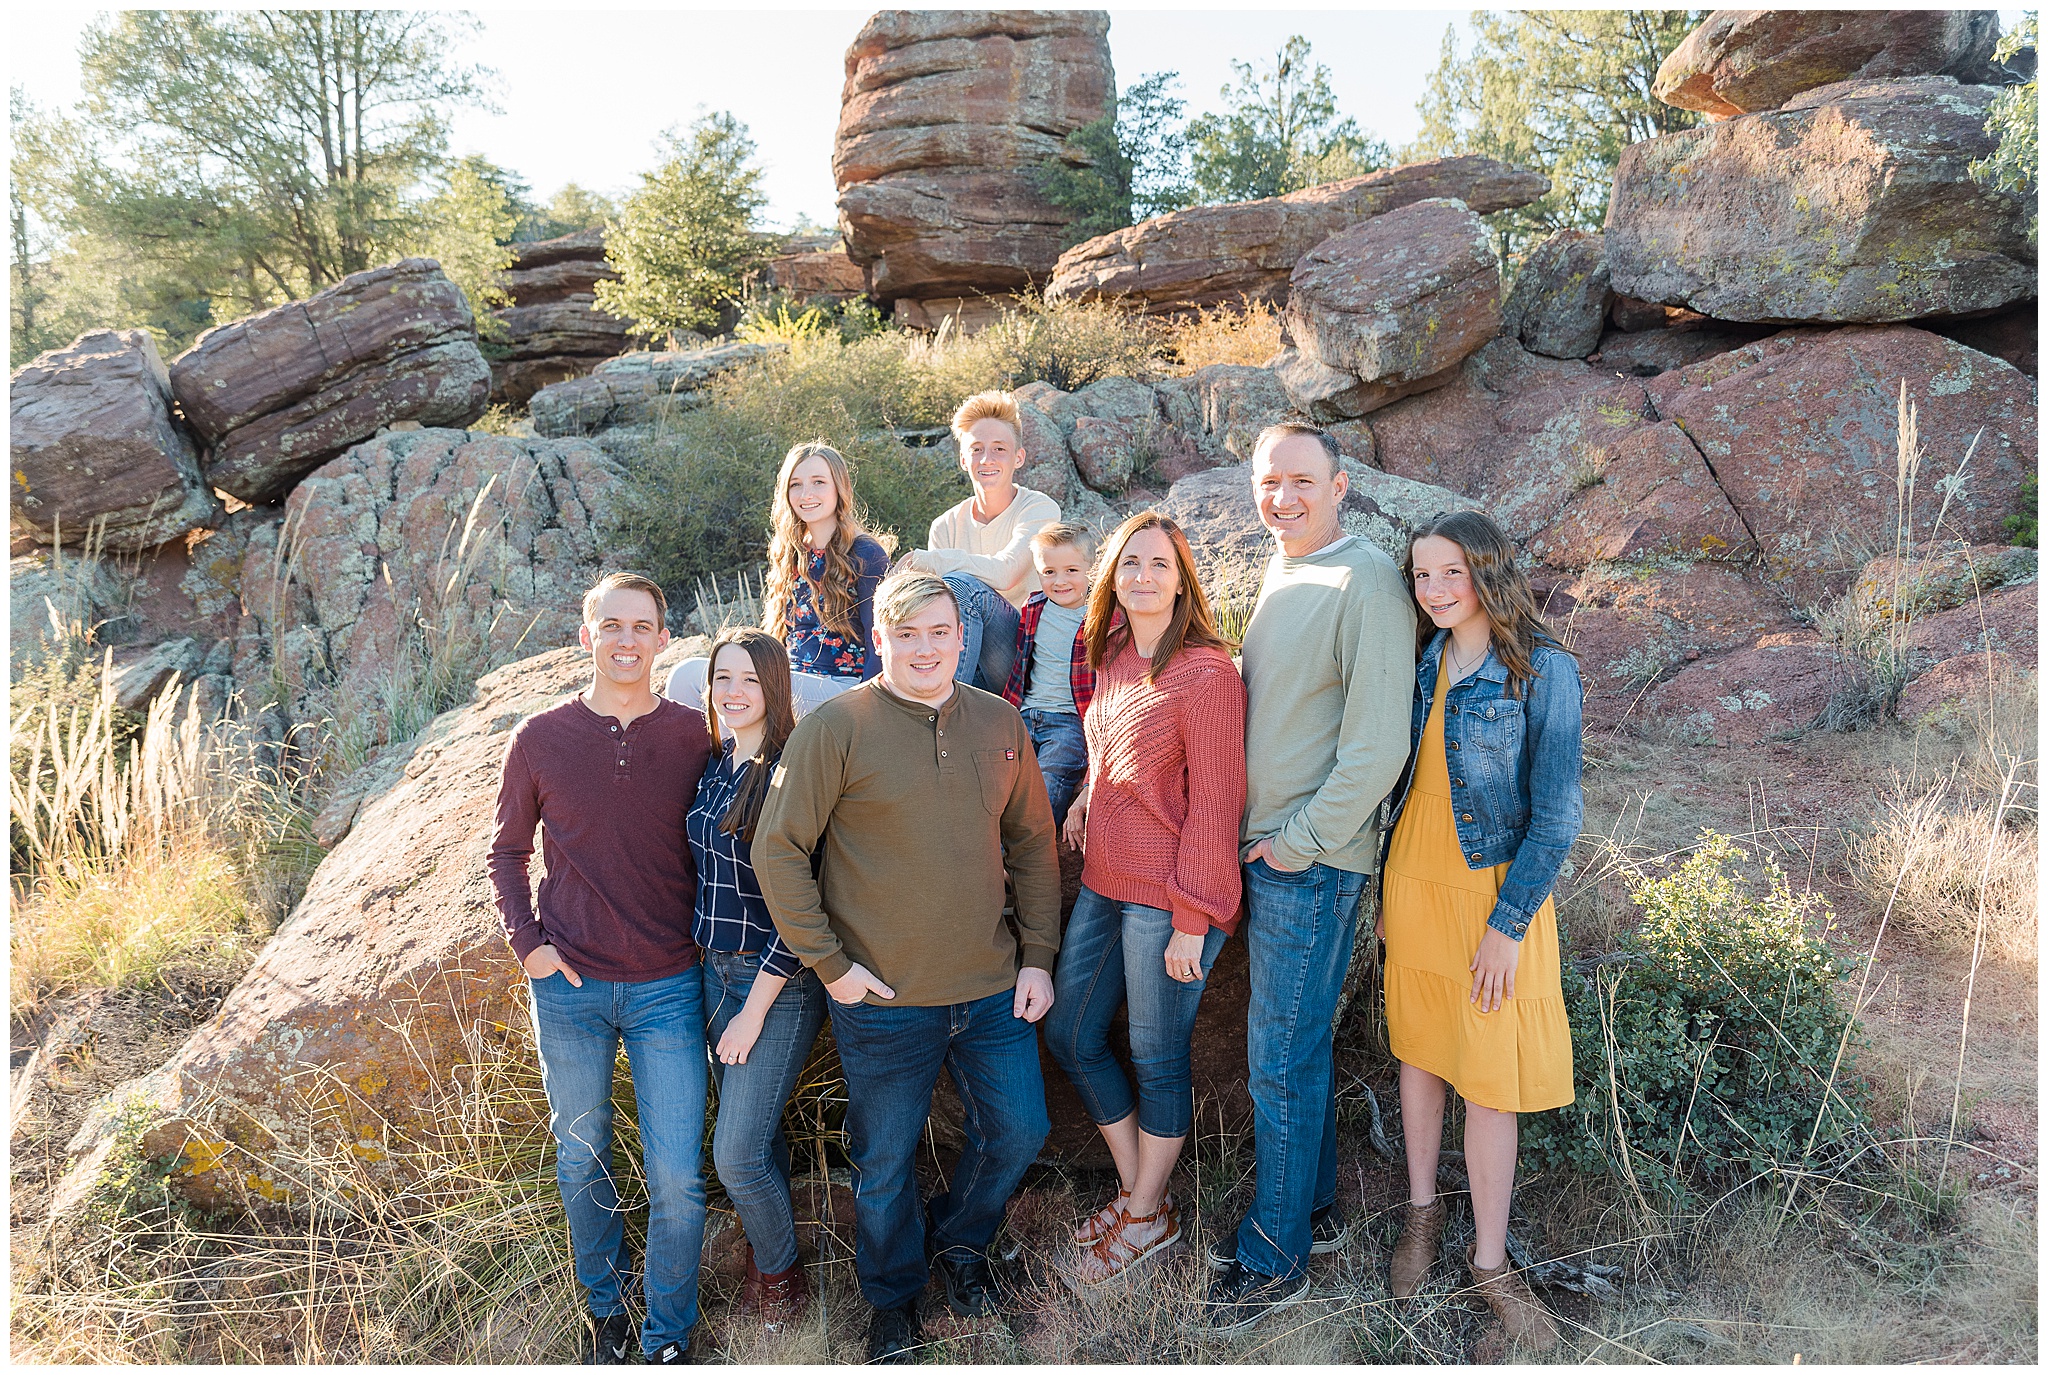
[1160,297,1285,372]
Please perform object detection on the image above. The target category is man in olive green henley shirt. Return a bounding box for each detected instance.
[754,571,1060,1362]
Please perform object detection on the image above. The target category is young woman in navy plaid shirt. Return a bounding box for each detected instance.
[685,627,827,1332]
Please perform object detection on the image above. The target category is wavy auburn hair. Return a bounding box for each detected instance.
[702,628,797,841]
[1084,510,1233,681]
[762,441,869,643]
[1403,510,1572,699]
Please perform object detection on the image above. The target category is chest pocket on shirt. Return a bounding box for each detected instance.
[973,749,1018,815]
[1468,699,1524,753]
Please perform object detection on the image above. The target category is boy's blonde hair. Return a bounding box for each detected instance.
[1030,522,1097,563]
[873,571,960,628]
[950,390,1022,444]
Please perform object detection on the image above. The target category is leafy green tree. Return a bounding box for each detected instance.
[1409,11,1702,258]
[1974,12,2038,243]
[1029,71,1195,245]
[517,183,618,242]
[419,154,521,337]
[40,9,489,323]
[1185,36,1390,204]
[595,112,770,341]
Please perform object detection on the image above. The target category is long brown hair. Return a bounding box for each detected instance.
[703,628,797,840]
[763,441,869,643]
[1403,510,1572,699]
[1084,510,1233,681]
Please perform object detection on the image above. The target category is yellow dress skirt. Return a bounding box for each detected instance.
[1383,665,1574,1113]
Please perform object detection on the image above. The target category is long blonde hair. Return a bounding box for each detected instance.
[762,441,869,642]
[1084,510,1233,681]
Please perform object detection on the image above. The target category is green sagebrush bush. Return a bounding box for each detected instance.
[1523,832,1869,1200]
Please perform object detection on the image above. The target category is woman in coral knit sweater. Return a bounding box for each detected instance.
[1045,510,1247,1288]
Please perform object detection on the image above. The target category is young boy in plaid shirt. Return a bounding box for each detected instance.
[1001,522,1098,828]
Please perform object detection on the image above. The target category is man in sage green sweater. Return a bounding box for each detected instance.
[754,572,1061,1363]
[1205,423,1417,1331]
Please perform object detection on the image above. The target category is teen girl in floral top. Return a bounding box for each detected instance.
[763,442,891,703]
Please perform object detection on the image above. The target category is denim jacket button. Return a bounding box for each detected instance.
[1448,741,1460,751]
[1469,852,1482,862]
[1461,812,1474,822]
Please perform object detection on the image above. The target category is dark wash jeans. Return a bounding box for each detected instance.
[1045,884,1228,1139]
[527,966,708,1354]
[826,987,1051,1311]
[701,951,829,1275]
[1019,706,1088,830]
[1236,857,1368,1281]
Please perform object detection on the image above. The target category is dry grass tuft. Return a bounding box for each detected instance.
[1159,297,1285,372]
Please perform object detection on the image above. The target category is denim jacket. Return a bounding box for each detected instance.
[1384,630,1584,942]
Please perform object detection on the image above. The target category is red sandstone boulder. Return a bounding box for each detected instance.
[1586,322,1775,378]
[1607,77,2035,324]
[1368,338,1657,540]
[1897,650,2024,722]
[1047,156,1548,315]
[764,245,867,302]
[10,329,223,550]
[1654,9,2003,118]
[1279,199,1502,420]
[834,11,1113,304]
[1502,230,1612,360]
[527,342,781,438]
[1526,421,1755,568]
[1931,305,2038,378]
[1905,584,2039,667]
[1644,326,2036,604]
[1152,365,1303,471]
[218,429,625,749]
[1536,561,1797,731]
[1642,635,1847,745]
[170,259,491,504]
[489,231,633,409]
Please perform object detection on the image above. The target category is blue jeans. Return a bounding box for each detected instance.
[1019,707,1088,830]
[827,987,1051,1310]
[702,951,829,1274]
[1045,885,1228,1138]
[1236,858,1368,1281]
[528,966,710,1353]
[944,573,1021,692]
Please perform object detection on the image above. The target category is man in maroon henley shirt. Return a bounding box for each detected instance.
[489,572,713,1366]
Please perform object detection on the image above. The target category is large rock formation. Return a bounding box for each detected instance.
[1367,338,1657,541]
[527,341,781,438]
[1278,198,1503,420]
[1502,230,1613,360]
[1525,421,1755,568]
[1643,326,2036,602]
[62,640,698,1213]
[170,259,492,504]
[1606,77,2035,324]
[487,229,633,409]
[215,429,625,743]
[1047,156,1548,315]
[834,10,1113,306]
[10,329,222,550]
[762,241,867,303]
[1655,9,2004,118]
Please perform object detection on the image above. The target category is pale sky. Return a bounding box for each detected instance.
[11,4,1476,231]
[10,5,2029,232]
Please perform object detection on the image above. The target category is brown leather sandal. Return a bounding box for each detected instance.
[1465,1241,1560,1352]
[1073,1187,1131,1245]
[1071,1198,1183,1288]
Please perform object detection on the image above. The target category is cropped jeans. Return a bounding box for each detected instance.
[528,965,709,1355]
[826,987,1050,1311]
[1236,857,1368,1282]
[1019,706,1088,830]
[1045,885,1228,1139]
[944,573,1021,693]
[701,951,829,1275]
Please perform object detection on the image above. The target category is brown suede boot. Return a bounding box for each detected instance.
[1465,1241,1560,1353]
[741,1246,811,1334]
[1388,1198,1447,1299]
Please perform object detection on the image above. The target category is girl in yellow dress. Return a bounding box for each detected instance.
[1378,511,1582,1351]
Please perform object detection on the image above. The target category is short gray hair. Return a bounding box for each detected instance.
[1252,421,1342,476]
[873,571,960,628]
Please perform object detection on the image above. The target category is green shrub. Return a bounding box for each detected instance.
[1524,832,1869,1202]
[2003,470,2037,548]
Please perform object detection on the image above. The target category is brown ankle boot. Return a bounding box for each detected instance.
[1388,1198,1447,1299]
[741,1246,811,1333]
[1465,1241,1559,1352]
